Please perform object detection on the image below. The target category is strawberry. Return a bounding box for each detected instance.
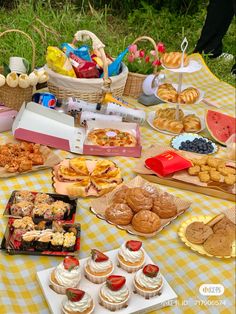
[63,256,79,271]
[91,249,109,262]
[107,275,126,291]
[126,240,142,251]
[66,288,85,302]
[143,264,159,278]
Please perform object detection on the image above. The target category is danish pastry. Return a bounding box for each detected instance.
[154,118,184,134]
[126,188,153,212]
[105,203,133,225]
[132,210,161,233]
[157,87,178,103]
[178,87,200,104]
[183,114,201,132]
[155,107,184,120]
[161,52,189,69]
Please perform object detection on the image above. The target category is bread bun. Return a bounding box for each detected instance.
[161,52,189,69]
[105,203,133,225]
[132,210,161,233]
[178,87,200,104]
[126,187,153,212]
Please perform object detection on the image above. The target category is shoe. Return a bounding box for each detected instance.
[217,53,234,62]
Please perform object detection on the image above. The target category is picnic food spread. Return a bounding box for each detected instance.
[0,32,235,314]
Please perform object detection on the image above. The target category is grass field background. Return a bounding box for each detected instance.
[0,0,235,85]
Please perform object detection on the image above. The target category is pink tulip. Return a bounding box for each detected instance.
[152,59,162,66]
[139,50,145,58]
[145,55,150,63]
[150,50,156,56]
[128,54,135,63]
[157,42,165,53]
[128,44,138,53]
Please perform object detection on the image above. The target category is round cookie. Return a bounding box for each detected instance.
[105,203,133,225]
[203,233,232,256]
[185,222,213,244]
[132,210,161,234]
[126,188,153,213]
[212,217,235,241]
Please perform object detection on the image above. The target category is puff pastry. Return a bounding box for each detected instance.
[152,193,177,218]
[132,210,161,233]
[105,203,133,225]
[157,84,178,102]
[161,52,189,69]
[183,114,201,132]
[178,87,200,104]
[126,187,153,212]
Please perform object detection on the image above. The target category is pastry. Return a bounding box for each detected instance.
[155,107,184,120]
[117,240,145,273]
[69,157,89,176]
[90,178,120,196]
[84,249,114,284]
[182,114,201,132]
[111,186,129,204]
[126,188,153,212]
[90,160,117,178]
[152,192,177,218]
[132,210,161,233]
[178,87,200,104]
[185,222,213,244]
[157,87,178,102]
[66,178,92,198]
[99,275,130,311]
[62,288,94,314]
[50,256,81,294]
[161,52,189,68]
[10,201,34,217]
[188,166,200,176]
[203,233,233,256]
[105,203,133,225]
[133,264,163,299]
[58,165,86,181]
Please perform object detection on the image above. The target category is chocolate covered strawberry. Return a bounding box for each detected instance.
[143,264,159,278]
[91,249,109,262]
[126,240,142,251]
[107,275,126,291]
[66,288,85,302]
[63,256,80,271]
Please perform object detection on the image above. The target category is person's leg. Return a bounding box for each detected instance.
[194,0,234,57]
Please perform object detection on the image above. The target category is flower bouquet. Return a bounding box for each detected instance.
[124,36,166,98]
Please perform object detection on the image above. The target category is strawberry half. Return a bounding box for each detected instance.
[106,275,126,291]
[63,256,79,271]
[66,288,85,302]
[143,264,159,278]
[126,240,142,251]
[91,249,109,262]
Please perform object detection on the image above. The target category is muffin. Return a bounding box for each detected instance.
[99,275,130,311]
[84,249,114,284]
[62,288,94,314]
[50,256,81,294]
[126,188,153,212]
[117,240,145,273]
[133,264,163,299]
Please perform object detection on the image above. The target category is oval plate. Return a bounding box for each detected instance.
[147,110,205,135]
[178,215,235,259]
[171,133,218,155]
[162,59,202,73]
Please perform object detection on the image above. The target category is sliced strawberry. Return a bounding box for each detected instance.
[106,275,126,291]
[143,264,159,278]
[126,240,142,251]
[63,256,79,271]
[66,288,85,302]
[91,249,109,262]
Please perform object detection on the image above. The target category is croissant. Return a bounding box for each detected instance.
[183,114,201,132]
[154,118,183,134]
[161,52,189,69]
[178,87,200,104]
[157,88,178,103]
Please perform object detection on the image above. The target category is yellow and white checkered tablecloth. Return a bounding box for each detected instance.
[0,54,235,314]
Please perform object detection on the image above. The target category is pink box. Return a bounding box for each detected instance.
[0,106,18,133]
[12,102,142,157]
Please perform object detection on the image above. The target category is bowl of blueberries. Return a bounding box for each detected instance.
[171,133,218,155]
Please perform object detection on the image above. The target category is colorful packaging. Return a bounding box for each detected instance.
[69,53,99,79]
[46,47,76,77]
[32,92,57,109]
[61,43,91,61]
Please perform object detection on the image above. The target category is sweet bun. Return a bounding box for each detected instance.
[105,203,133,225]
[183,114,201,132]
[155,107,184,120]
[132,210,161,233]
[157,84,178,103]
[154,118,183,134]
[112,187,128,204]
[152,193,177,218]
[161,52,189,69]
[178,87,200,104]
[126,188,153,212]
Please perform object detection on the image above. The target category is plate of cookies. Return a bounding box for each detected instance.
[178,208,235,258]
[147,107,205,135]
[90,176,191,238]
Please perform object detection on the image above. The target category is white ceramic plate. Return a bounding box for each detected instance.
[171,133,218,155]
[156,84,205,105]
[162,59,202,73]
[147,110,205,135]
[37,248,177,314]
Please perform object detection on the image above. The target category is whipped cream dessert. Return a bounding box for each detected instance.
[135,269,163,290]
[87,258,112,273]
[63,292,92,312]
[119,242,143,263]
[54,261,81,287]
[100,285,129,303]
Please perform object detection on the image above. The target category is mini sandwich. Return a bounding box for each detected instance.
[69,157,89,176]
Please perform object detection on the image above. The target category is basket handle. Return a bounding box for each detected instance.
[0,29,36,70]
[132,36,159,74]
[73,30,110,88]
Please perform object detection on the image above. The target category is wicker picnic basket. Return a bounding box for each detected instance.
[0,29,35,110]
[123,36,160,99]
[46,30,128,103]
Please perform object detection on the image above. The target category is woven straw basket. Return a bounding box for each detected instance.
[0,29,35,110]
[47,30,128,103]
[123,36,159,99]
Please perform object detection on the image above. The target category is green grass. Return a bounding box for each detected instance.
[0,1,235,85]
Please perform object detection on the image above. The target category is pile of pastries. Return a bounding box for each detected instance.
[87,128,137,147]
[153,107,201,134]
[105,186,178,234]
[185,214,235,256]
[157,83,200,104]
[57,158,122,197]
[188,156,236,185]
[0,141,45,173]
[161,52,189,69]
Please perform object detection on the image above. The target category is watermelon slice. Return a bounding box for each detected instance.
[205,110,236,145]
